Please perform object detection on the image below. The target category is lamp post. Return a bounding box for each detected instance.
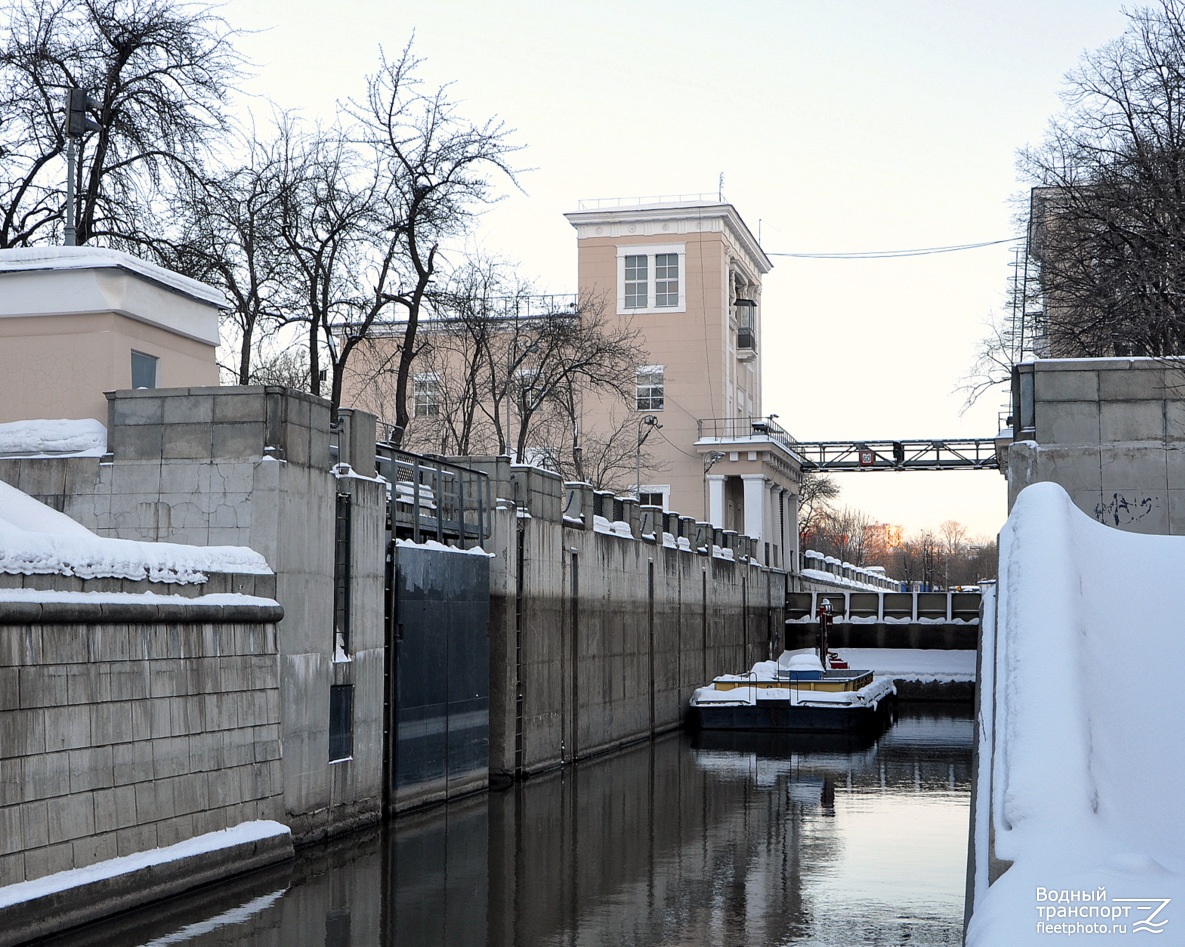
[636,414,661,499]
[505,334,539,459]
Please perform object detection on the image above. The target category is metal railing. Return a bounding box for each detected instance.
[577,192,722,210]
[697,416,798,455]
[375,446,492,548]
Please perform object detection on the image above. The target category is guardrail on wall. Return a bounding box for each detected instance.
[376,446,492,548]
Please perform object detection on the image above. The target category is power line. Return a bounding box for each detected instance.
[766,237,1020,260]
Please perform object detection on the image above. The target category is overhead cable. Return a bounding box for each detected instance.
[766,237,1020,260]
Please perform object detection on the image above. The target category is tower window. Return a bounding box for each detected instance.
[617,245,685,313]
[624,254,648,309]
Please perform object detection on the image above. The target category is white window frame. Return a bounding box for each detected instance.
[413,372,440,417]
[637,485,671,510]
[636,364,665,411]
[616,244,685,314]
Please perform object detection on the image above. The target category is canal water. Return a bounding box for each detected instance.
[55,704,973,947]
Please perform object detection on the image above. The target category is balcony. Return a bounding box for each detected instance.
[733,298,757,361]
[696,416,797,456]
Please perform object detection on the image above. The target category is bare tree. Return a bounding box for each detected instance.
[349,262,650,485]
[1017,0,1185,359]
[797,469,840,547]
[0,0,244,247]
[271,117,409,418]
[353,42,520,442]
[156,126,293,384]
[809,505,876,565]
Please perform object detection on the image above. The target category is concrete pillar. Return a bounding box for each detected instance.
[707,474,726,528]
[741,474,766,545]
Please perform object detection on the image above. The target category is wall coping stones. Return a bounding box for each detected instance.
[0,596,282,624]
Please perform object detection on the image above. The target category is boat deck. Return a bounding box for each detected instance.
[711,669,875,693]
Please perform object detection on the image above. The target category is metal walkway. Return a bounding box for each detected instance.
[793,438,1000,472]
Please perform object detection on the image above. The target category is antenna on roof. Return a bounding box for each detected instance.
[718,172,724,202]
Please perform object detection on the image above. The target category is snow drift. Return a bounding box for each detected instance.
[967,482,1185,944]
[0,480,270,584]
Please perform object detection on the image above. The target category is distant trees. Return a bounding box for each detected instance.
[803,505,875,566]
[798,482,997,587]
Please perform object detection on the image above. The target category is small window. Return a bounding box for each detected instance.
[639,491,665,508]
[131,351,158,389]
[329,684,353,762]
[624,254,648,309]
[636,366,664,411]
[654,253,679,307]
[414,373,440,417]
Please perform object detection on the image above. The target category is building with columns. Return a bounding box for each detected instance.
[564,197,801,569]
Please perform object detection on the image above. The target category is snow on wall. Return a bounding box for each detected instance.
[0,480,270,584]
[0,418,106,457]
[967,482,1185,945]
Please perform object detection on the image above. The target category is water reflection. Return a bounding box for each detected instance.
[56,704,972,947]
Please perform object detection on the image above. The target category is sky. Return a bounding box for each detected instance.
[222,0,1135,540]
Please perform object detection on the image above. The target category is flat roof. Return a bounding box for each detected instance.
[0,246,227,309]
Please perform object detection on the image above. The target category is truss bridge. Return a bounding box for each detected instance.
[793,438,1001,472]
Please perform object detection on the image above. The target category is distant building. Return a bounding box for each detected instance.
[340,196,802,569]
[565,197,800,569]
[0,247,223,425]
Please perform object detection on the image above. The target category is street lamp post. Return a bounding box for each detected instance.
[636,414,661,499]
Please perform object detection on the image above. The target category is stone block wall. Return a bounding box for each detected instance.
[0,386,388,843]
[483,463,785,779]
[0,597,284,888]
[1009,358,1185,533]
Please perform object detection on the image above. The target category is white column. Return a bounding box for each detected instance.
[707,474,726,527]
[741,474,766,543]
[780,488,794,568]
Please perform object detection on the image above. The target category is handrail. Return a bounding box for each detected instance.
[697,416,799,455]
[376,445,492,548]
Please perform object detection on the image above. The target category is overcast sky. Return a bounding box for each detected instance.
[224,0,1134,540]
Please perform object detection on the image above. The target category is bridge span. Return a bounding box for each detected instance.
[792,437,1001,471]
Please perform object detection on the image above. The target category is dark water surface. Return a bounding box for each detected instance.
[55,704,973,946]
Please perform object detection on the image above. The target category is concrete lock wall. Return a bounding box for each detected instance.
[0,387,389,843]
[0,592,285,890]
[473,459,784,779]
[1009,357,1185,533]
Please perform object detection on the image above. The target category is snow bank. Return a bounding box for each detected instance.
[967,482,1185,944]
[0,480,270,583]
[0,418,106,457]
[394,537,492,557]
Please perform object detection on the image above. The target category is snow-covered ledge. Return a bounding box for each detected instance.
[0,822,292,945]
